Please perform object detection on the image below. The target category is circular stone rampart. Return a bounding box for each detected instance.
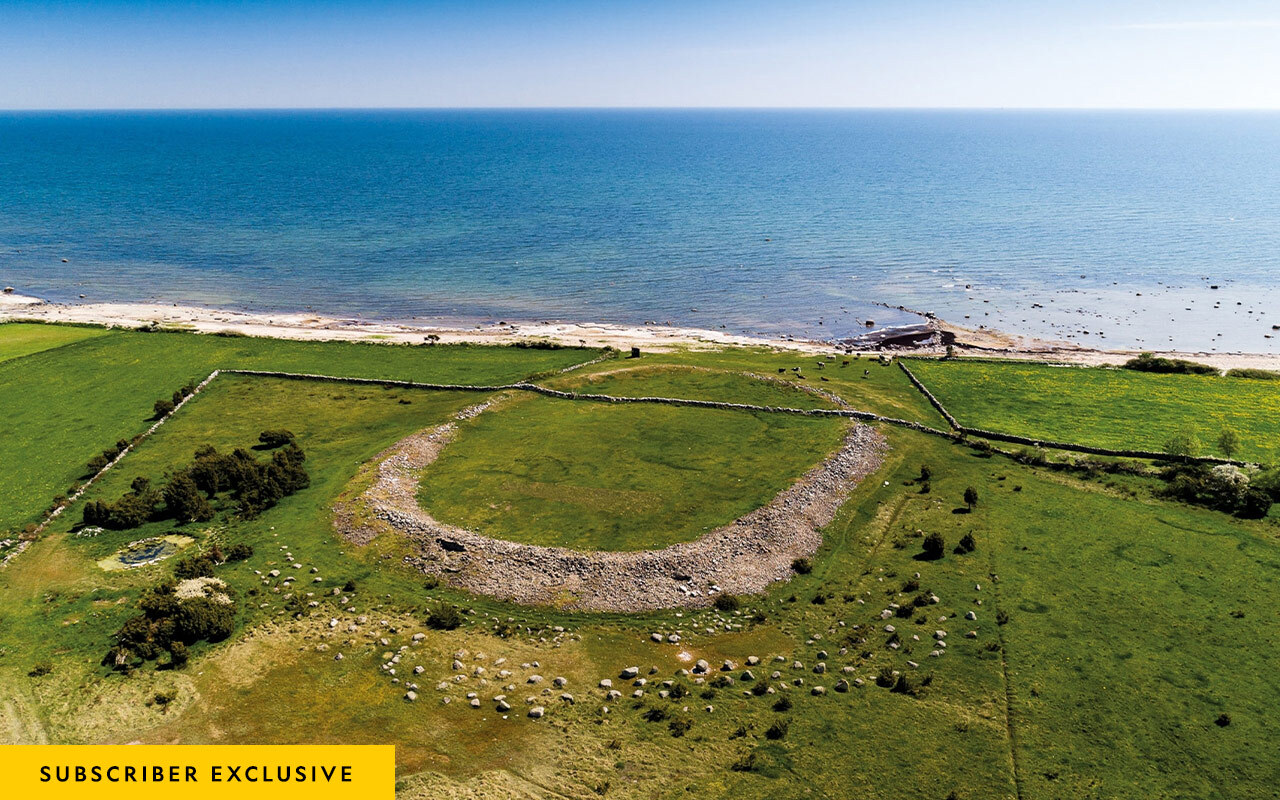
[336,402,886,611]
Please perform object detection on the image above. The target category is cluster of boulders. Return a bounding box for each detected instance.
[427,648,572,719]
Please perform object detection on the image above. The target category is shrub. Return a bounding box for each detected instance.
[1225,368,1280,380]
[751,681,770,696]
[163,471,214,523]
[173,555,215,580]
[258,430,296,449]
[28,661,53,677]
[875,666,896,688]
[921,532,946,560]
[1236,488,1272,519]
[669,682,688,699]
[919,464,933,481]
[791,557,812,575]
[1253,469,1280,502]
[730,752,757,772]
[713,593,741,612]
[955,533,977,554]
[105,581,237,669]
[764,719,790,740]
[890,673,919,695]
[223,543,253,562]
[168,641,189,668]
[153,398,176,418]
[996,609,1010,626]
[1215,713,1232,727]
[669,719,693,737]
[642,707,669,723]
[343,579,358,593]
[425,603,462,631]
[1123,352,1218,375]
[772,695,792,712]
[85,453,110,476]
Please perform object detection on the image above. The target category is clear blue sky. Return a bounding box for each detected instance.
[2,0,1279,109]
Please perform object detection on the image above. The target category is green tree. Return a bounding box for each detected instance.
[163,471,214,523]
[1218,428,1240,459]
[1163,434,1201,458]
[153,398,176,418]
[963,486,979,510]
[922,532,946,560]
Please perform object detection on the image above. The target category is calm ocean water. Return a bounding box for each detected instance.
[2,110,1279,352]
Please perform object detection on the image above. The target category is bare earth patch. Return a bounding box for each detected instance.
[336,403,886,611]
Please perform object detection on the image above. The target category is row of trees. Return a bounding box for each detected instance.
[151,380,199,419]
[1163,428,1241,459]
[82,434,309,530]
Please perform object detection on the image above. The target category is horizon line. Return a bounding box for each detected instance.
[3,105,1280,113]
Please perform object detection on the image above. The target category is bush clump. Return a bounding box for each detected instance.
[103,580,237,671]
[1123,352,1219,376]
[257,429,296,449]
[425,603,462,631]
[83,441,310,530]
[791,557,812,575]
[1225,368,1280,380]
[955,533,977,554]
[921,532,946,560]
[713,593,741,612]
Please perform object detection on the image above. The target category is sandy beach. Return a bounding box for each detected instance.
[4,290,1280,371]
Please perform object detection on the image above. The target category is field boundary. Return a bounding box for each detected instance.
[897,360,961,429]
[9,358,1240,570]
[896,361,1246,467]
[2,368,221,569]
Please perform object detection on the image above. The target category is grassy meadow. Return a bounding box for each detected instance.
[0,326,594,534]
[0,321,110,363]
[907,357,1280,463]
[1,324,1277,799]
[419,391,847,550]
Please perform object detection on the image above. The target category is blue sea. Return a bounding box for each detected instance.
[2,110,1279,352]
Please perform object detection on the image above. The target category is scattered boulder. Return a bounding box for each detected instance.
[528,706,545,718]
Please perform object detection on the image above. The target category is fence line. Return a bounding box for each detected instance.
[895,360,1245,466]
[7,360,1244,569]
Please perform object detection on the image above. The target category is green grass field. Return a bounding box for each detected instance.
[1,329,1277,799]
[907,358,1280,463]
[0,322,110,363]
[0,326,595,534]
[599,348,944,425]
[419,392,847,550]
[545,362,839,409]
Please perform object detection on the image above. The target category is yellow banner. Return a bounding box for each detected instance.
[3,745,395,800]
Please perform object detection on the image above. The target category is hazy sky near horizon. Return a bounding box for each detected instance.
[2,0,1279,109]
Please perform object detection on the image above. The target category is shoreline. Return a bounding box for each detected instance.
[4,290,1280,371]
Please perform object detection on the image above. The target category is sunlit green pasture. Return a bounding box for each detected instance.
[908,358,1280,463]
